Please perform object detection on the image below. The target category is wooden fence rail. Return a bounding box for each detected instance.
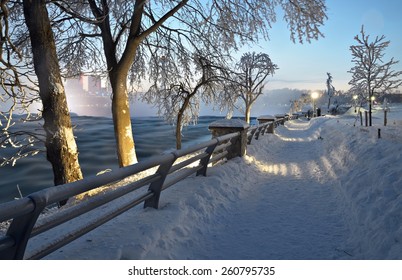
[0,115,297,259]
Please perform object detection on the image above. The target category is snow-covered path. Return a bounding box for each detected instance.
[143,119,351,259]
[34,111,402,260]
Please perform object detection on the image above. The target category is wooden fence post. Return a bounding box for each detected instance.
[144,153,177,209]
[209,119,250,159]
[384,110,388,126]
[196,140,219,177]
[365,111,368,127]
[3,193,47,259]
[257,115,275,134]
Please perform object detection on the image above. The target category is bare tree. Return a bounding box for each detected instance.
[143,50,229,149]
[224,52,278,124]
[0,2,41,167]
[54,0,327,167]
[348,26,402,126]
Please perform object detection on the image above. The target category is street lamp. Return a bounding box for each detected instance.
[353,95,358,112]
[311,91,319,117]
[368,95,375,126]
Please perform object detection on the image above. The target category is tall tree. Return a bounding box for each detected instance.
[225,52,278,124]
[348,26,402,126]
[56,0,327,167]
[326,72,335,110]
[22,0,83,204]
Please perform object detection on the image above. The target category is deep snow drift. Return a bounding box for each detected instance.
[6,105,402,260]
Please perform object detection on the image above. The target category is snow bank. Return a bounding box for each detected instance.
[317,109,402,259]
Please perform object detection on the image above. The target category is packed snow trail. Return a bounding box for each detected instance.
[141,118,351,259]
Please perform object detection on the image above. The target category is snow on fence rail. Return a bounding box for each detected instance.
[0,115,297,259]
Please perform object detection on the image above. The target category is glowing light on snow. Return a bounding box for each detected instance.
[244,155,302,177]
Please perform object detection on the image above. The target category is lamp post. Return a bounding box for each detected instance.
[311,91,319,117]
[353,95,358,113]
[369,95,375,126]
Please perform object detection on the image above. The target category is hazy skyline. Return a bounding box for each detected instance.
[251,0,402,92]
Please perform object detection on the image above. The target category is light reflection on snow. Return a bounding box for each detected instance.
[244,155,301,177]
[244,154,338,183]
[276,133,321,142]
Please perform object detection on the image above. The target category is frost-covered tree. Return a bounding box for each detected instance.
[1,0,83,205]
[143,50,229,150]
[1,2,40,165]
[326,72,336,110]
[348,26,402,126]
[224,52,278,124]
[54,0,327,166]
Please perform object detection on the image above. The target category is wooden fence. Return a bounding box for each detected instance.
[0,115,297,259]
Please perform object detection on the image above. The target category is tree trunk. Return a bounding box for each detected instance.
[109,71,138,166]
[244,91,253,124]
[23,0,83,204]
[176,114,183,150]
[369,98,372,126]
[176,96,191,150]
[94,1,139,167]
[245,105,252,124]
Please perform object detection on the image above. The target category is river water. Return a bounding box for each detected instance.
[0,115,253,203]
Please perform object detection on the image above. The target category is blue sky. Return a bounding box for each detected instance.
[133,1,402,116]
[250,0,402,92]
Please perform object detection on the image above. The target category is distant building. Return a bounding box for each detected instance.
[64,74,112,117]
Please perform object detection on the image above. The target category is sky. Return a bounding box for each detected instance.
[253,0,402,91]
[2,0,402,117]
[134,0,402,116]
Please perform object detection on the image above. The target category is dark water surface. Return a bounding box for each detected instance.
[0,115,233,203]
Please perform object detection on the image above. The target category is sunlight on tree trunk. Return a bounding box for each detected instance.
[245,106,252,124]
[110,73,138,166]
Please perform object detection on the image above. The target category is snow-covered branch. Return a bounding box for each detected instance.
[348,26,402,99]
[348,25,402,125]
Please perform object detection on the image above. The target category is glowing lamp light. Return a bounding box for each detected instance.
[353,95,359,113]
[311,92,319,100]
[310,91,319,118]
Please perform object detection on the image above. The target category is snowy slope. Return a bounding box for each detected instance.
[11,105,402,259]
